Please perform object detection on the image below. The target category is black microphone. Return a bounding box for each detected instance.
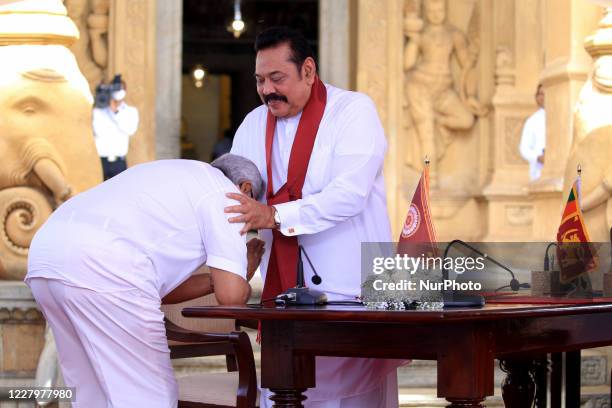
[443,239,530,292]
[275,245,327,306]
[298,246,323,286]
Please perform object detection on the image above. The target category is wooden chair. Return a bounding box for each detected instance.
[162,274,258,408]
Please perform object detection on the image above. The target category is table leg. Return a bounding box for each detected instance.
[437,324,494,408]
[446,397,486,407]
[269,388,307,408]
[550,352,562,408]
[261,321,315,408]
[499,358,536,408]
[533,356,549,408]
[565,350,581,407]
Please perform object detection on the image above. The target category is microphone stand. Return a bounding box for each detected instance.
[275,246,327,306]
[440,240,529,306]
[443,239,530,292]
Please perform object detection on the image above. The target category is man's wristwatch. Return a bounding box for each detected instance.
[272,206,281,229]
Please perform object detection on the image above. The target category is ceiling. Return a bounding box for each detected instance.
[182,0,319,73]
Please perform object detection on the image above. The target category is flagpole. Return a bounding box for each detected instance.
[577,163,582,205]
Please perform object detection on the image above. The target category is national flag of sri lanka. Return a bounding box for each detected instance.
[398,165,437,257]
[556,177,598,283]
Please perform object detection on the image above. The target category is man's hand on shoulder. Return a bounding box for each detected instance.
[225,192,276,234]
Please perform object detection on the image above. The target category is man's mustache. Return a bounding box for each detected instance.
[263,93,288,104]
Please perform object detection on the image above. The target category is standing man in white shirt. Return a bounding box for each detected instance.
[92,78,139,180]
[519,84,546,181]
[227,26,399,408]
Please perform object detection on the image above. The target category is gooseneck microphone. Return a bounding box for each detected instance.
[275,245,327,305]
[544,242,559,271]
[443,239,530,292]
[298,245,323,286]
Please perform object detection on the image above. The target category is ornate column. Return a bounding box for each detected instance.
[108,0,157,165]
[529,0,602,240]
[155,0,182,159]
[319,0,352,90]
[355,0,404,236]
[481,0,544,240]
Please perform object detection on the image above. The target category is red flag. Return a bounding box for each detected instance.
[398,166,437,256]
[556,177,598,283]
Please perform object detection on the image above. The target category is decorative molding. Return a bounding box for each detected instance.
[504,204,533,227]
[582,355,607,385]
[504,117,527,166]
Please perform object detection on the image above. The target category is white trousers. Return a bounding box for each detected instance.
[29,278,177,408]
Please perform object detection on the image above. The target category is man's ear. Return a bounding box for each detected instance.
[239,181,253,197]
[302,57,316,85]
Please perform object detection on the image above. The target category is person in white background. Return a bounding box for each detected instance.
[25,155,265,408]
[92,78,139,180]
[519,83,546,181]
[227,26,399,408]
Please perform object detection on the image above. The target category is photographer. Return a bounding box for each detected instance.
[92,75,139,180]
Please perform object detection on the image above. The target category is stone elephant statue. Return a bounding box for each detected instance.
[0,45,103,280]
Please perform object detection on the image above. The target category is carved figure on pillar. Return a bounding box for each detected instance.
[403,0,488,186]
[565,8,612,241]
[66,0,109,89]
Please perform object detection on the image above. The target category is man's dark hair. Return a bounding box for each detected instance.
[254,26,317,74]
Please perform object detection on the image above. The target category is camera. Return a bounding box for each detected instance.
[94,74,123,108]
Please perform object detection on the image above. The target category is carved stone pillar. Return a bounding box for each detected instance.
[355,0,404,236]
[481,0,544,240]
[529,0,602,240]
[108,0,157,165]
[319,0,352,90]
[155,0,182,159]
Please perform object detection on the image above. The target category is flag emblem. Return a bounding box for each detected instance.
[556,177,598,283]
[401,204,421,239]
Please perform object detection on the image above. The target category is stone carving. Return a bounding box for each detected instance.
[403,0,488,186]
[505,117,527,166]
[0,1,103,279]
[495,46,515,87]
[504,205,533,227]
[564,8,612,241]
[581,355,607,385]
[66,0,110,90]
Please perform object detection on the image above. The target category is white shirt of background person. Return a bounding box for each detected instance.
[519,84,546,181]
[92,88,139,161]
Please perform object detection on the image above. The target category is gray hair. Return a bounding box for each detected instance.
[211,154,264,200]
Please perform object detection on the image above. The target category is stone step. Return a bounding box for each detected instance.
[397,386,611,408]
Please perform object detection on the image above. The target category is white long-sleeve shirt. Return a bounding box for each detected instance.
[92,103,139,159]
[231,84,392,300]
[231,84,397,406]
[519,108,546,181]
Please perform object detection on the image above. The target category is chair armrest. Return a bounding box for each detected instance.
[165,318,257,406]
[165,317,235,343]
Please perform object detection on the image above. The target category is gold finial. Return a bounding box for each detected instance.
[577,163,582,176]
[0,0,79,47]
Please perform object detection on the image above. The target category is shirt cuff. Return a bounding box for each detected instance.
[275,201,302,236]
[206,255,247,280]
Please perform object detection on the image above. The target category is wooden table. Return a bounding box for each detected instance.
[182,303,612,408]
